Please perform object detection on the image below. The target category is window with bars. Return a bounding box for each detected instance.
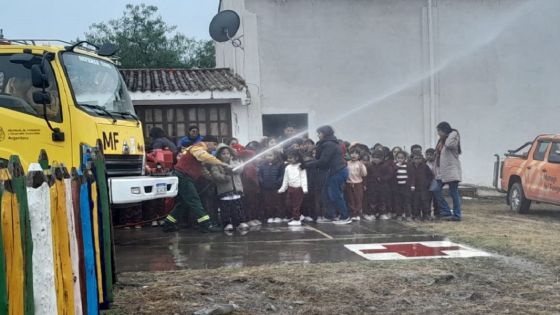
[135,104,232,144]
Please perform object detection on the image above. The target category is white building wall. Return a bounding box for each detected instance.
[216,0,263,145]
[218,0,560,186]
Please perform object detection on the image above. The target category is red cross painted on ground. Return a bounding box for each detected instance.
[360,243,462,257]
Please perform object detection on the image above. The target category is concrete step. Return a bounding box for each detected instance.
[441,185,506,199]
[441,186,478,198]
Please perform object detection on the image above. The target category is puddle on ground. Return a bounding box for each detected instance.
[115,222,448,271]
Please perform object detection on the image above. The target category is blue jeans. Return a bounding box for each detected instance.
[323,168,350,220]
[433,180,461,218]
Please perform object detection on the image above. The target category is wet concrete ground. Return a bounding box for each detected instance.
[114,221,443,272]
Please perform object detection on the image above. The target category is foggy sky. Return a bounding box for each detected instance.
[0,0,218,41]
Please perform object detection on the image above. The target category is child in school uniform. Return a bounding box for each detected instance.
[365,150,393,220]
[425,148,440,217]
[302,139,320,222]
[382,146,397,216]
[411,144,423,155]
[409,153,435,220]
[278,150,308,226]
[209,144,248,231]
[239,150,262,226]
[345,148,367,221]
[258,151,286,223]
[394,151,414,220]
[408,144,423,162]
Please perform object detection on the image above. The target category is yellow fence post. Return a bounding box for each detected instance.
[50,164,75,315]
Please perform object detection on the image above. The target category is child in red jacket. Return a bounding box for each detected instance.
[239,150,262,226]
[229,137,246,153]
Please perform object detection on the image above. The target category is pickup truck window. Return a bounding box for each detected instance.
[548,143,560,163]
[533,141,551,161]
[0,55,62,122]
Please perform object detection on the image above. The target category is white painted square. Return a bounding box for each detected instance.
[344,241,492,261]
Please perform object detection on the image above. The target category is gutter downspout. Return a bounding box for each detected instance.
[427,0,440,147]
[427,0,437,147]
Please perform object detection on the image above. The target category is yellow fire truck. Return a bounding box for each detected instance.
[0,39,177,204]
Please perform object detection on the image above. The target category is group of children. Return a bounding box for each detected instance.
[195,137,441,232]
[346,144,438,222]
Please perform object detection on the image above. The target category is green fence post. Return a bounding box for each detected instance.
[9,156,34,315]
[92,152,113,303]
[0,169,9,315]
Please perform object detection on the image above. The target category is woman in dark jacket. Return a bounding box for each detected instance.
[306,125,351,224]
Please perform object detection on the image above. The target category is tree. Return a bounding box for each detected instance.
[85,4,215,68]
[184,40,216,69]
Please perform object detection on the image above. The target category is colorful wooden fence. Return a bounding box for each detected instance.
[0,149,115,315]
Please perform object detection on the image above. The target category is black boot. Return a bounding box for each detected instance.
[199,222,222,233]
[162,220,178,232]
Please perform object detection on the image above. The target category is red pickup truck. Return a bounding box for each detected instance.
[494,135,560,212]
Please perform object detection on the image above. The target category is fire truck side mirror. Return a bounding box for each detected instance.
[98,43,119,57]
[10,53,35,69]
[9,53,40,68]
[31,64,50,88]
[10,53,34,64]
[32,91,52,105]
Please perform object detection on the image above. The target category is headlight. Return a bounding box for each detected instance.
[141,153,146,176]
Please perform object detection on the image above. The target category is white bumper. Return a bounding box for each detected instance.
[108,176,178,204]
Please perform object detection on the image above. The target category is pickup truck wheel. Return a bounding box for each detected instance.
[509,182,531,213]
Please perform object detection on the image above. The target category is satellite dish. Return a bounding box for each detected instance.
[209,10,241,43]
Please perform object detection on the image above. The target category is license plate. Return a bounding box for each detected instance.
[156,183,167,194]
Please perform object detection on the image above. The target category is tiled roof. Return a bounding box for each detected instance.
[120,68,246,93]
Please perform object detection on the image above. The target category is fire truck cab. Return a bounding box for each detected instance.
[0,39,177,204]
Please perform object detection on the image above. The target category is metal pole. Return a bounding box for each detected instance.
[428,0,437,147]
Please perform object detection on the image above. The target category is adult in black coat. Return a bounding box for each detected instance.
[306,125,351,223]
[149,127,178,156]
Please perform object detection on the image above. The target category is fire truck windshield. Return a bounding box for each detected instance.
[62,52,136,119]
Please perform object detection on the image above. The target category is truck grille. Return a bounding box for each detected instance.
[104,154,143,177]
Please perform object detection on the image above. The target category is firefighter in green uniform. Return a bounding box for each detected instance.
[163,135,230,232]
